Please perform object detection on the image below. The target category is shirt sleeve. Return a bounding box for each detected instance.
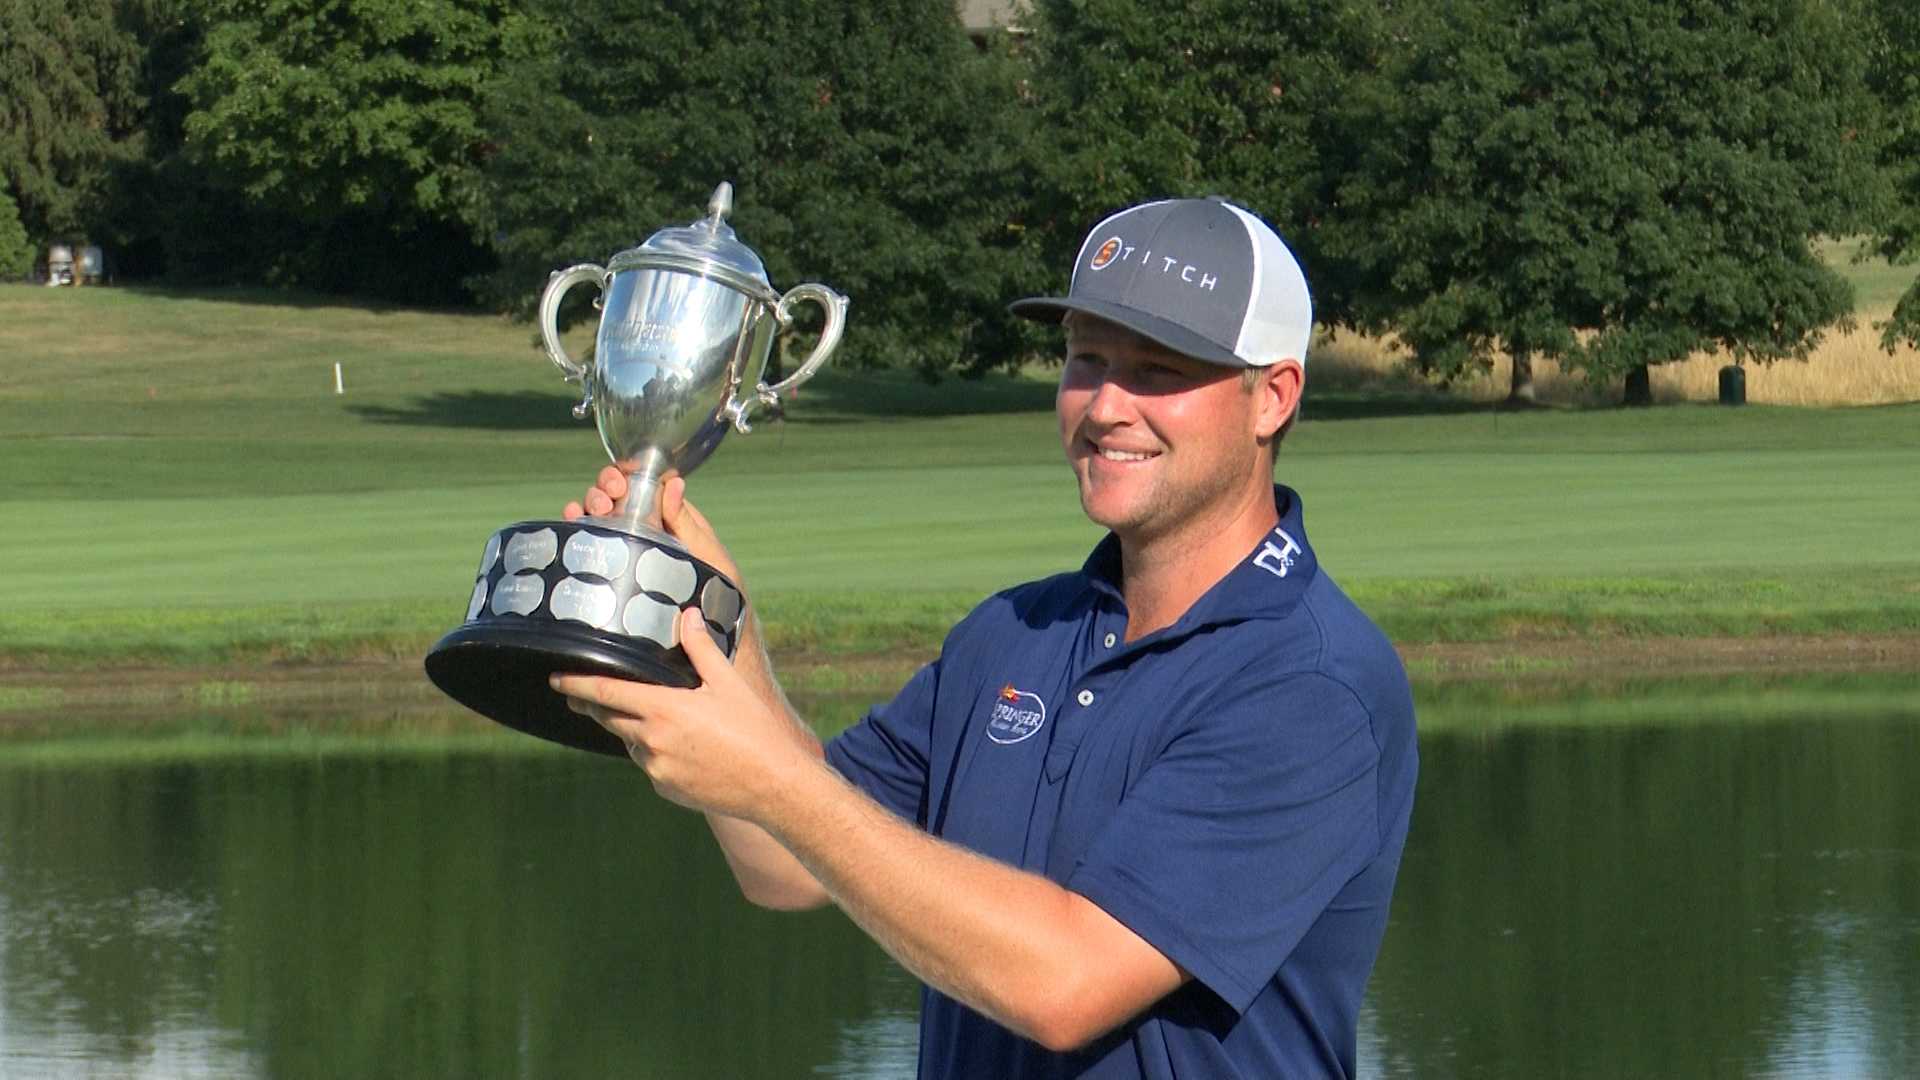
[824,658,940,827]
[1065,670,1382,1014]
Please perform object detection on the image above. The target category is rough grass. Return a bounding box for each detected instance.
[1308,238,1920,408]
[1314,327,1920,408]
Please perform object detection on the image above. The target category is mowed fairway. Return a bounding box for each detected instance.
[3,284,1918,664]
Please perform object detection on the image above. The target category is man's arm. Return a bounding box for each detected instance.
[761,740,1188,1051]
[565,470,829,910]
[695,616,832,911]
[552,614,1188,1052]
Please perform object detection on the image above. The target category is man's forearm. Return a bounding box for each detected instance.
[555,608,1181,1048]
[707,620,832,908]
[754,757,1181,1051]
[704,811,829,909]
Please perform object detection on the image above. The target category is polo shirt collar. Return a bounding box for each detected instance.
[1081,484,1319,636]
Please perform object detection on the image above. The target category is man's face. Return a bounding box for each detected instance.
[1056,316,1286,545]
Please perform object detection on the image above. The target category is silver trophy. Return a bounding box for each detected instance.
[426,182,847,756]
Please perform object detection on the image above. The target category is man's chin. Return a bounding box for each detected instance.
[1078,488,1150,535]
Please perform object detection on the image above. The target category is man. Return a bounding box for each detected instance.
[553,196,1418,1078]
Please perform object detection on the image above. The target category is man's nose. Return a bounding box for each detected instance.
[1085,376,1135,426]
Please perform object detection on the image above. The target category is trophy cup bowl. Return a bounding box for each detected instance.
[425,183,847,756]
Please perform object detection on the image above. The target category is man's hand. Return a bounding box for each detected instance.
[564,468,781,688]
[564,470,744,584]
[550,607,817,822]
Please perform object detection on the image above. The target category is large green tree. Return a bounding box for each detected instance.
[1328,0,1886,404]
[475,0,1040,375]
[166,0,518,299]
[1864,0,1920,349]
[1022,0,1384,326]
[0,0,144,248]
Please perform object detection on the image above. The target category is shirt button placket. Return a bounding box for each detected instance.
[1076,689,1094,707]
[1103,632,1117,649]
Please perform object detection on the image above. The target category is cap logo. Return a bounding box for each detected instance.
[1084,235,1221,292]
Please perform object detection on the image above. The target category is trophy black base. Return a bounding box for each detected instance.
[425,621,697,758]
[423,518,746,758]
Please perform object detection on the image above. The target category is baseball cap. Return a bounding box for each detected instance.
[1010,196,1312,369]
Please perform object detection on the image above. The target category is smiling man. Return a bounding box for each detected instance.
[553,197,1418,1079]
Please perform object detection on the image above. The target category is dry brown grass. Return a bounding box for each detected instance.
[1311,315,1920,407]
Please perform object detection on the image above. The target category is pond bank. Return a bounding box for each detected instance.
[6,632,1917,743]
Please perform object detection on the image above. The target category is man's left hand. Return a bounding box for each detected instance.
[550,608,817,821]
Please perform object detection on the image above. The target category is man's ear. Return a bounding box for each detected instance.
[1252,361,1304,440]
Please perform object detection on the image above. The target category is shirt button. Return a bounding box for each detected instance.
[1103,633,1117,648]
[1077,689,1094,707]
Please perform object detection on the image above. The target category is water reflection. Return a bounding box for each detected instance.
[0,680,1915,1078]
[1363,688,1920,1079]
[0,754,914,1078]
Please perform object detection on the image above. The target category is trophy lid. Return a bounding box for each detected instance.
[608,182,779,301]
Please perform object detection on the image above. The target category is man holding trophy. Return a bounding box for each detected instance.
[545,195,1418,1079]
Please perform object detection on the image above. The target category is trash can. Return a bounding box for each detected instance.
[1717,364,1745,406]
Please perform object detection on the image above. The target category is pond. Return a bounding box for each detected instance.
[1,676,1916,1078]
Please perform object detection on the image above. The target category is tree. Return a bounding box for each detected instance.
[1863,0,1920,349]
[168,0,519,300]
[1022,0,1384,327]
[0,0,144,246]
[1327,0,1886,405]
[474,0,1041,376]
[0,186,33,278]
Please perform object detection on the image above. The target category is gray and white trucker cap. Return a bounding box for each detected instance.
[1010,197,1312,368]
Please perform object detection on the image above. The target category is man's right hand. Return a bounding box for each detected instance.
[562,468,744,586]
[563,468,777,702]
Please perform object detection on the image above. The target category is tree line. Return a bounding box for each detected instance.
[3,0,1916,400]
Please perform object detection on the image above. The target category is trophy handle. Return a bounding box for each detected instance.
[537,263,607,388]
[728,282,848,433]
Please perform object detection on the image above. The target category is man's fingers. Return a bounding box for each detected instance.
[677,607,733,681]
[661,475,686,521]
[551,674,649,747]
[598,465,630,501]
[562,500,584,521]
[661,476,711,538]
[659,477,744,586]
[552,671,627,710]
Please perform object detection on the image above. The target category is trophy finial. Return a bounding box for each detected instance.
[706,182,734,227]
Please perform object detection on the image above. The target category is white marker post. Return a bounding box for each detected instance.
[334,363,344,395]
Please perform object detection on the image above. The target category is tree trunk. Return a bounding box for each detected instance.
[1506,350,1537,406]
[1622,364,1653,407]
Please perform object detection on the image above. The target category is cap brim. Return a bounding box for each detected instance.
[1009,296,1248,368]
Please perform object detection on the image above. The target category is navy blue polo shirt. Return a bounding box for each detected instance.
[825,486,1418,1080]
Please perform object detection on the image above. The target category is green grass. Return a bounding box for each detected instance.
[1414,671,1920,732]
[3,284,1918,671]
[0,729,551,767]
[1816,236,1918,314]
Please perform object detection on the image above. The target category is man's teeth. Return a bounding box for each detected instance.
[1098,447,1153,462]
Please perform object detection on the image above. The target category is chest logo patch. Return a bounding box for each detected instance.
[986,684,1048,745]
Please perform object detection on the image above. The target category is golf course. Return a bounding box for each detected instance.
[4,279,1919,1080]
[2,280,1918,747]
